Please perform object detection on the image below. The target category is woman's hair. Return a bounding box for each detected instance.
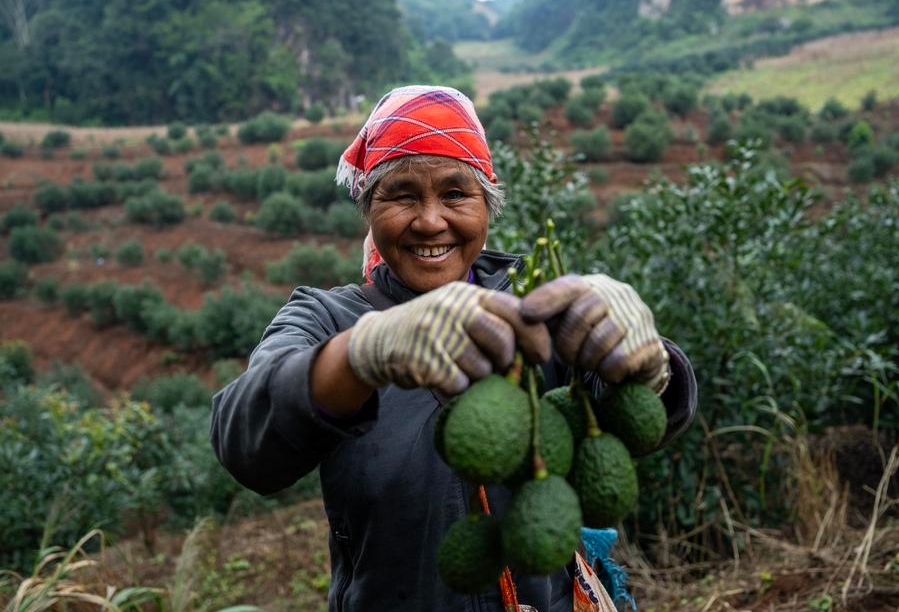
[355,155,505,219]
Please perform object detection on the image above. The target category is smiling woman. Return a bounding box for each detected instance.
[210,84,697,612]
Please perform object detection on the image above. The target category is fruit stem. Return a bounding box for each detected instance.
[505,351,524,386]
[545,219,567,279]
[527,365,548,480]
[572,368,601,438]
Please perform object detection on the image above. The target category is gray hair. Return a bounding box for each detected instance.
[354,155,505,219]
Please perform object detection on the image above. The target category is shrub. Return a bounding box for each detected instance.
[580,74,606,90]
[167,121,188,140]
[325,201,366,238]
[304,103,326,124]
[172,137,194,154]
[41,130,71,149]
[516,103,544,125]
[535,77,572,104]
[134,157,164,180]
[131,373,211,412]
[579,87,606,111]
[222,168,259,201]
[0,261,28,300]
[257,164,287,200]
[266,243,359,287]
[195,248,228,286]
[177,243,207,269]
[8,226,63,264]
[486,117,514,143]
[112,282,165,332]
[85,280,119,328]
[1,140,24,158]
[34,277,59,304]
[255,192,315,235]
[564,97,594,128]
[0,339,34,385]
[188,164,217,194]
[101,145,121,159]
[777,116,806,144]
[861,89,877,111]
[611,93,650,129]
[196,285,282,358]
[295,138,344,171]
[146,134,173,155]
[847,155,875,183]
[115,239,145,267]
[706,111,732,145]
[209,201,237,223]
[237,111,291,144]
[662,83,698,117]
[570,127,611,162]
[819,97,849,121]
[185,150,226,173]
[810,122,838,144]
[155,247,174,263]
[287,168,339,209]
[68,180,117,209]
[0,386,170,570]
[36,360,102,407]
[34,182,69,214]
[69,149,87,160]
[624,111,672,163]
[846,120,875,150]
[125,190,186,226]
[60,283,91,316]
[1,204,38,234]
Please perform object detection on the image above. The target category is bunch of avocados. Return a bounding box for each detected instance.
[434,222,669,594]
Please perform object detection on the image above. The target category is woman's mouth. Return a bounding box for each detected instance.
[410,245,454,258]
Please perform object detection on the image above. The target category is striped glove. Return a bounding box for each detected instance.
[348,282,551,395]
[520,274,670,393]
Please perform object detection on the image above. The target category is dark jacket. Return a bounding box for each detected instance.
[210,250,697,612]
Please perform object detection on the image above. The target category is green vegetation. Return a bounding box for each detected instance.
[266,244,359,288]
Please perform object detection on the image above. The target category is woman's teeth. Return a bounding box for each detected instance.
[412,245,451,257]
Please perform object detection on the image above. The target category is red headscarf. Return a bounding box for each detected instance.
[336,85,495,201]
[337,85,495,283]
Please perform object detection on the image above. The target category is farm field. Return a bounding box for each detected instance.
[706,26,899,111]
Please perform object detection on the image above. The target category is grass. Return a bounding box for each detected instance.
[705,27,899,111]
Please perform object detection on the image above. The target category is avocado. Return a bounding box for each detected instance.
[571,434,638,528]
[541,386,589,443]
[501,475,582,575]
[442,375,533,484]
[437,513,505,594]
[503,397,574,487]
[594,381,667,456]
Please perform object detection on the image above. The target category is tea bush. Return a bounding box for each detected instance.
[9,226,64,264]
[222,168,259,201]
[255,192,316,235]
[34,277,59,304]
[115,239,145,267]
[570,127,611,162]
[304,103,326,124]
[195,285,283,359]
[0,262,28,300]
[295,138,346,171]
[36,360,103,408]
[34,182,70,214]
[266,243,359,288]
[325,201,366,238]
[112,281,166,333]
[237,111,291,144]
[131,373,212,413]
[286,168,340,209]
[624,110,672,162]
[0,340,34,387]
[611,92,650,128]
[41,130,71,149]
[256,164,287,200]
[209,201,237,223]
[125,190,186,226]
[1,204,38,234]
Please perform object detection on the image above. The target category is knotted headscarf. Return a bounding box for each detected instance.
[336,85,496,284]
[336,85,496,201]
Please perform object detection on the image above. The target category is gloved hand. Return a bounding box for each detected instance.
[348,282,551,395]
[520,274,669,393]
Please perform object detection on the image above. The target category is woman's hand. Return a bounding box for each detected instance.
[520,274,669,392]
[348,282,551,395]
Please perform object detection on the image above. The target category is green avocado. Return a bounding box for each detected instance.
[442,375,532,484]
[594,381,667,457]
[437,513,505,594]
[541,386,589,443]
[571,434,638,528]
[501,475,583,575]
[503,397,574,487]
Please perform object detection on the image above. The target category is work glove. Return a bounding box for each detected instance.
[520,274,670,393]
[348,282,551,395]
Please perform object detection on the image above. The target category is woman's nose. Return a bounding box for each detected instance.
[411,197,448,233]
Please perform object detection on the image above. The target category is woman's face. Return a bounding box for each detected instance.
[367,158,489,293]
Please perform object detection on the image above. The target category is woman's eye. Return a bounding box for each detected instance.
[445,189,465,200]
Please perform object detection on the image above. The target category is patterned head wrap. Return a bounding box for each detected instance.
[336,85,496,201]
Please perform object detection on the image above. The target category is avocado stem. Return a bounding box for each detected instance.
[572,368,602,438]
[526,366,548,480]
[505,352,524,385]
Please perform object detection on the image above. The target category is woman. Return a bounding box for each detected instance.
[211,85,697,612]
